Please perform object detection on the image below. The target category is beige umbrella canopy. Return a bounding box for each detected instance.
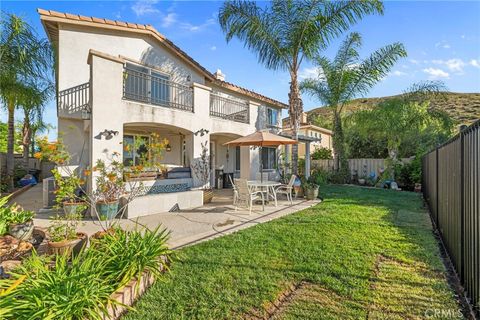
[224,131,297,182]
[223,130,297,147]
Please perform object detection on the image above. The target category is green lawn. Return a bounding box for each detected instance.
[124,185,460,319]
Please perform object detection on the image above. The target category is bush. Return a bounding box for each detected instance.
[310,168,329,185]
[311,147,333,160]
[90,226,172,287]
[0,251,118,320]
[0,226,173,319]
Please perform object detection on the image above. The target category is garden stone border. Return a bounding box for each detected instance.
[103,256,168,320]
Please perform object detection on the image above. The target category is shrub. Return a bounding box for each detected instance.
[91,226,172,287]
[310,168,329,185]
[0,251,119,320]
[0,226,173,319]
[311,147,333,160]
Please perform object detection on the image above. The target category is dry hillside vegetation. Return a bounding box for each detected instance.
[308,92,480,127]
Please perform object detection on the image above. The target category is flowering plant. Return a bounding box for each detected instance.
[36,137,86,206]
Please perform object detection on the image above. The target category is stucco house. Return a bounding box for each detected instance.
[38,9,287,216]
[282,112,333,159]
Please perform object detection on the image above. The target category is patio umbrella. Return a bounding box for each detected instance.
[223,131,297,182]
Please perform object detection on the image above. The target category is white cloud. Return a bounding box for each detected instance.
[180,18,215,32]
[423,68,449,79]
[390,70,407,77]
[435,40,451,49]
[210,46,217,51]
[131,0,159,16]
[461,35,466,39]
[470,59,480,68]
[299,67,320,80]
[161,13,177,27]
[410,59,420,65]
[432,58,466,73]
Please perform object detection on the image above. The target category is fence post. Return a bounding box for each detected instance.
[435,147,439,227]
[460,129,465,282]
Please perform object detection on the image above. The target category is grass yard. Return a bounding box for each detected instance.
[124,185,461,319]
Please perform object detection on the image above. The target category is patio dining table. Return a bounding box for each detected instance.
[248,180,281,207]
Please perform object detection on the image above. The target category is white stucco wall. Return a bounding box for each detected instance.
[56,24,286,190]
[57,24,204,92]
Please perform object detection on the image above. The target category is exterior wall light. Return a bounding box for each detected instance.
[166,144,172,152]
[194,129,210,137]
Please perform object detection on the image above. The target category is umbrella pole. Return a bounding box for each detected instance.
[260,146,263,183]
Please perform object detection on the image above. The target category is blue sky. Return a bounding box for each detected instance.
[1,0,480,137]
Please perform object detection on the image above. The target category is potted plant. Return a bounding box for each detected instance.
[35,137,88,216]
[303,177,319,200]
[122,133,168,181]
[51,169,88,216]
[92,156,126,220]
[191,142,213,203]
[47,212,87,256]
[7,208,35,241]
[358,176,366,185]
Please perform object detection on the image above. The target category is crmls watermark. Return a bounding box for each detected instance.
[424,308,463,319]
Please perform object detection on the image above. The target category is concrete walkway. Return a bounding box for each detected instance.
[17,187,320,249]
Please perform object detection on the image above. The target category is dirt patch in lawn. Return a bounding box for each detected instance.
[244,282,362,320]
[367,255,462,320]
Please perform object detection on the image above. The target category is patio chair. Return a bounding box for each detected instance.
[230,175,239,205]
[234,178,264,214]
[275,175,296,205]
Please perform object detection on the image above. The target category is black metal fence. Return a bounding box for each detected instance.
[210,93,249,124]
[422,120,479,315]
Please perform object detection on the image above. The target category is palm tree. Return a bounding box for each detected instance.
[218,0,383,174]
[300,32,406,178]
[0,12,53,190]
[19,84,53,167]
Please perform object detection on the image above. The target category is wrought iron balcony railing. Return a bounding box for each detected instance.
[123,68,193,112]
[57,82,90,118]
[209,93,249,124]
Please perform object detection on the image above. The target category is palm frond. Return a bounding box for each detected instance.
[345,42,407,102]
[218,1,287,70]
[402,80,448,102]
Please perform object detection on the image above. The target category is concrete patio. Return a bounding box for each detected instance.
[20,186,321,249]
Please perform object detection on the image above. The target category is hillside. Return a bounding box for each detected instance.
[306,92,480,128]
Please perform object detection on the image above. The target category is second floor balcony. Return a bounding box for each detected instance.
[123,65,194,112]
[210,93,249,124]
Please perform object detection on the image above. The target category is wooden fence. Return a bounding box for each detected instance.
[311,158,412,178]
[422,120,479,315]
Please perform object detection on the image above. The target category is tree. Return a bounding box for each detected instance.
[0,12,53,190]
[300,32,406,179]
[218,0,383,174]
[350,81,453,163]
[19,84,53,167]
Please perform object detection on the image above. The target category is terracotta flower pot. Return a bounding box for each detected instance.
[47,232,88,256]
[8,220,34,241]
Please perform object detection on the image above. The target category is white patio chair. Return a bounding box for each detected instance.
[235,178,264,214]
[229,175,239,205]
[275,175,296,205]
